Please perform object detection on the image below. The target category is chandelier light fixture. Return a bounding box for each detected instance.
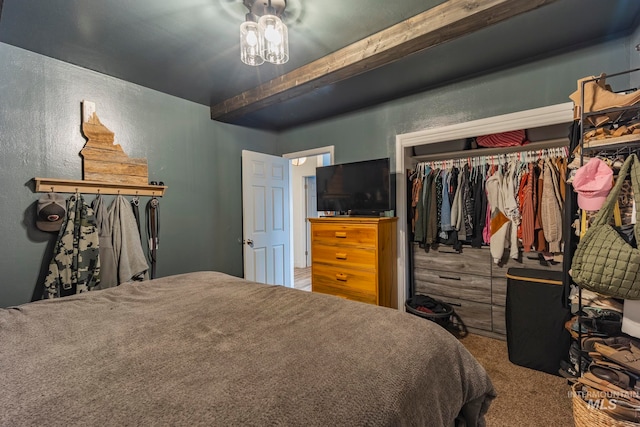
[240,0,289,66]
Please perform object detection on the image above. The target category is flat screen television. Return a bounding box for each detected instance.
[316,158,393,215]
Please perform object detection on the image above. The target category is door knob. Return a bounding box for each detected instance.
[244,239,254,247]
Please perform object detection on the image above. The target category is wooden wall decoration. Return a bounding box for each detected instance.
[80,105,149,185]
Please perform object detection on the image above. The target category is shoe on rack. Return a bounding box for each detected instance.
[570,74,640,126]
[559,359,579,380]
[583,336,633,352]
[589,363,633,390]
[604,396,640,423]
[595,341,640,376]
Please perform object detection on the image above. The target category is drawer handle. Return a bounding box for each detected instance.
[335,252,347,260]
[439,274,461,281]
[335,231,347,238]
[335,273,348,281]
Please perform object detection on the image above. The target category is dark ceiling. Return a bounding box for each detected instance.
[1,0,639,131]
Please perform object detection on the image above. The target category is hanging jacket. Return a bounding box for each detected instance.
[450,169,465,237]
[43,194,100,298]
[109,195,149,284]
[440,169,453,235]
[92,195,118,289]
[414,173,426,243]
[541,159,564,253]
[425,170,438,245]
[504,161,521,260]
[520,164,536,252]
[486,168,509,264]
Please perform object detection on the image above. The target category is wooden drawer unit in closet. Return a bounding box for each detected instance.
[412,244,493,333]
[309,217,398,309]
[413,246,491,277]
[413,269,492,304]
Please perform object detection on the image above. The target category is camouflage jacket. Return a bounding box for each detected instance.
[44,194,101,298]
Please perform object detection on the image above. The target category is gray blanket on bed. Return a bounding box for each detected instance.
[0,271,495,426]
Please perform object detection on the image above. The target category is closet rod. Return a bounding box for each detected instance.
[33,177,167,197]
[412,138,569,162]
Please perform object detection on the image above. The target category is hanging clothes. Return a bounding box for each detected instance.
[440,169,453,237]
[43,194,100,299]
[462,165,474,239]
[450,169,464,238]
[408,146,567,257]
[533,161,547,252]
[470,168,488,248]
[520,163,536,252]
[486,167,512,264]
[425,169,438,245]
[92,195,118,290]
[109,195,149,284]
[503,161,520,261]
[411,170,423,235]
[541,159,564,253]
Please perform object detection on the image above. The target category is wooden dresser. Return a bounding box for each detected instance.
[413,243,562,339]
[309,217,398,309]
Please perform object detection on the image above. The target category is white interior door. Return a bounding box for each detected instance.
[242,150,292,287]
[305,176,317,267]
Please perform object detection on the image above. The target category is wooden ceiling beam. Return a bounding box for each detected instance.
[210,0,559,122]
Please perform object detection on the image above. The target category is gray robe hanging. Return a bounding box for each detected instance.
[109,195,149,284]
[92,195,118,289]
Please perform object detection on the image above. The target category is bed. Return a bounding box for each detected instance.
[0,271,496,426]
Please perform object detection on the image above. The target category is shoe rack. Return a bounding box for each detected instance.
[572,68,640,376]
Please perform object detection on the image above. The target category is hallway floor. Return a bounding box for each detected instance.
[294,267,311,292]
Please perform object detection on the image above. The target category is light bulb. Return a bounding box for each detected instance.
[246,30,258,46]
[264,25,281,45]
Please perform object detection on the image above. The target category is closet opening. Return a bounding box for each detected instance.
[394,103,575,330]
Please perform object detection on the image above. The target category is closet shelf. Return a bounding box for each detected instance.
[412,138,569,162]
[33,177,167,197]
[582,133,640,152]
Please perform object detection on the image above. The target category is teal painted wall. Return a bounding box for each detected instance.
[277,38,632,166]
[632,23,640,88]
[2,33,637,308]
[0,42,278,307]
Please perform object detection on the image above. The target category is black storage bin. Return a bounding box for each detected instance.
[405,295,454,327]
[405,295,467,337]
[505,268,571,376]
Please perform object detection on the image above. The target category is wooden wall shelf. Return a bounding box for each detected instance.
[34,177,167,197]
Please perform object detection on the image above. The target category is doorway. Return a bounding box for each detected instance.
[283,146,334,290]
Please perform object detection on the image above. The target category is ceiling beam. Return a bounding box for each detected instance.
[211,0,559,122]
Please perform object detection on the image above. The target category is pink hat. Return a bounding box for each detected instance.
[572,157,613,211]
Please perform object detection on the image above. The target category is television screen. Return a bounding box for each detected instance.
[316,158,392,214]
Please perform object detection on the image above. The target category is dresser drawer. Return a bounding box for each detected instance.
[312,283,377,305]
[312,244,376,271]
[312,223,377,248]
[413,270,491,304]
[492,277,507,307]
[413,244,490,276]
[416,293,492,331]
[312,264,377,301]
[492,306,506,334]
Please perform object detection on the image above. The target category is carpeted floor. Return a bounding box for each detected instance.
[460,334,574,427]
